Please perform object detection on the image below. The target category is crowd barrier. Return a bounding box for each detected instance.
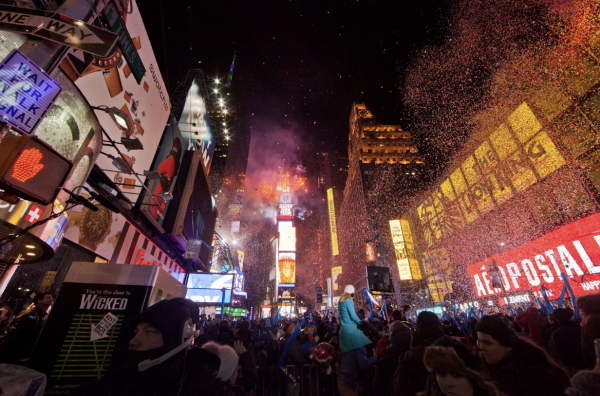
[254,364,338,396]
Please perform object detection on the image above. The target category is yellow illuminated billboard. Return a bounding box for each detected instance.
[389,219,412,280]
[278,253,296,285]
[331,266,342,290]
[415,102,566,247]
[400,219,422,280]
[327,188,339,256]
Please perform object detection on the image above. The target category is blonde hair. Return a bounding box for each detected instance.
[340,292,352,303]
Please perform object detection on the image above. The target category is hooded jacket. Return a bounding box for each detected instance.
[516,307,543,344]
[393,311,444,396]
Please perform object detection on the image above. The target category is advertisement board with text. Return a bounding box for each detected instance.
[466,212,600,299]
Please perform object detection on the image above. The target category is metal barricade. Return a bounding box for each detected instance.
[254,364,337,396]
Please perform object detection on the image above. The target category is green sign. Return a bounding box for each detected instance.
[104,2,145,84]
[216,307,248,316]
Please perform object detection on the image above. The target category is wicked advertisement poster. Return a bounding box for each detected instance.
[28,269,152,394]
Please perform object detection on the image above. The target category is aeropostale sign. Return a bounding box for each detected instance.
[467,213,600,298]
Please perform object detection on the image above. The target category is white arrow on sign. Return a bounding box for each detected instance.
[91,312,118,341]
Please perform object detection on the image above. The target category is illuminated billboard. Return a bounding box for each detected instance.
[423,248,453,303]
[466,212,600,299]
[60,1,170,199]
[277,204,294,219]
[327,188,339,256]
[278,252,296,286]
[416,103,566,248]
[390,220,413,280]
[365,241,376,262]
[140,114,184,227]
[178,74,215,174]
[279,227,296,252]
[278,221,293,232]
[331,266,342,290]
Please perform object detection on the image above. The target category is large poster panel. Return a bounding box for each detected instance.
[60,0,170,199]
[466,212,600,299]
[140,114,185,227]
[28,281,149,395]
[64,184,126,260]
[178,75,215,174]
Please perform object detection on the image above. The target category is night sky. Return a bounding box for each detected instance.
[138,1,449,161]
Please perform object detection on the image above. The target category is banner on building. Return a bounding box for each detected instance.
[390,220,412,280]
[466,212,600,299]
[327,188,339,256]
[331,266,342,291]
[365,241,376,262]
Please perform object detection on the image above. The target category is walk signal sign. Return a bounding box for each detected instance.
[0,134,71,204]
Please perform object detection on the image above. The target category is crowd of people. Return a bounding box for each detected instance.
[0,288,599,396]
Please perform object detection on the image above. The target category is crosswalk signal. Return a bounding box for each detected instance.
[0,132,72,205]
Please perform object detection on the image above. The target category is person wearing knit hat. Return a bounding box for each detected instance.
[418,337,499,396]
[475,315,569,396]
[393,311,444,396]
[373,321,413,395]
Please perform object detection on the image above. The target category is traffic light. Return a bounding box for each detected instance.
[316,287,323,303]
[0,133,72,205]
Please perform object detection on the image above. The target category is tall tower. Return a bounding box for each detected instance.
[337,103,425,303]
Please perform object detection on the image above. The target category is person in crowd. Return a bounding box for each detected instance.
[475,314,569,396]
[204,339,257,395]
[78,298,227,396]
[516,306,544,344]
[300,323,319,358]
[234,320,253,349]
[0,292,53,364]
[278,322,304,365]
[580,314,600,370]
[393,311,444,396]
[417,336,499,396]
[540,313,559,344]
[0,305,12,336]
[373,321,413,396]
[375,334,391,359]
[338,285,376,396]
[548,308,585,375]
[218,319,235,346]
[565,369,600,396]
[206,318,220,342]
[578,293,600,325]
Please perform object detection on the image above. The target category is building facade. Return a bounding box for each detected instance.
[337,103,426,304]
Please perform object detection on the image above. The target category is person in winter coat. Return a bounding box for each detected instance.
[516,306,544,344]
[581,314,600,370]
[577,292,600,326]
[234,320,253,349]
[373,321,412,396]
[566,369,600,396]
[417,337,499,396]
[548,308,585,375]
[300,323,319,357]
[0,293,53,364]
[278,322,305,365]
[475,315,569,396]
[217,321,235,346]
[393,311,444,396]
[338,285,376,396]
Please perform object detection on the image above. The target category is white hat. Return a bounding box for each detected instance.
[217,345,239,381]
[344,285,355,294]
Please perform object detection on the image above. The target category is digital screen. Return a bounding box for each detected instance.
[186,289,232,304]
[187,273,234,290]
[366,266,394,293]
[278,252,296,286]
[279,227,296,252]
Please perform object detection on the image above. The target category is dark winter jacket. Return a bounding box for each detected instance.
[339,346,377,393]
[373,345,411,396]
[0,305,46,364]
[549,320,585,374]
[278,333,304,365]
[235,350,258,392]
[392,311,444,396]
[488,339,569,396]
[217,323,235,346]
[206,325,220,341]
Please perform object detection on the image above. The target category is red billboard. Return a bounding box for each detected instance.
[466,213,600,299]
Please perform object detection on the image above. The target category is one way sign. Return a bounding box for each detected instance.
[0,5,118,57]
